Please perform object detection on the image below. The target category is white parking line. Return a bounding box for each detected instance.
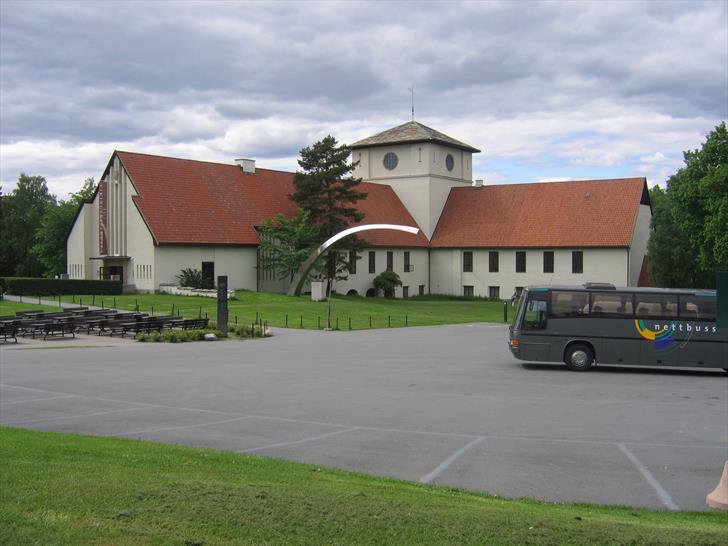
[238,427,360,453]
[0,394,78,406]
[108,416,255,437]
[419,437,486,484]
[618,443,680,511]
[7,406,149,425]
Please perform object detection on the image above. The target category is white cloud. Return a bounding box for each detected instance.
[0,0,725,195]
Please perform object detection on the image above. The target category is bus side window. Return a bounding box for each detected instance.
[523,300,547,330]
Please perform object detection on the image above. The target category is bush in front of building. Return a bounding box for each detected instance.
[0,277,123,296]
[372,270,402,298]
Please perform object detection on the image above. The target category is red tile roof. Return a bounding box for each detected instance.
[430,178,648,248]
[116,151,427,247]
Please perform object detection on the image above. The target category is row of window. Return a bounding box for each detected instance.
[69,263,84,278]
[381,151,458,172]
[135,264,153,280]
[463,286,509,299]
[549,290,716,321]
[463,251,584,274]
[349,251,413,275]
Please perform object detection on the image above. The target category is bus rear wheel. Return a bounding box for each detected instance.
[565,344,594,371]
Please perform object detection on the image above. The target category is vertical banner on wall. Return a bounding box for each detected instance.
[718,271,728,328]
[217,275,228,337]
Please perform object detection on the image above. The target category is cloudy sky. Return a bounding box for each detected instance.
[1,0,726,199]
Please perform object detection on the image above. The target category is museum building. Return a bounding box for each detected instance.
[66,121,652,298]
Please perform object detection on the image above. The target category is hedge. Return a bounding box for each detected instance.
[0,277,123,296]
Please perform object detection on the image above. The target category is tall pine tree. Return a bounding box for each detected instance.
[289,135,367,283]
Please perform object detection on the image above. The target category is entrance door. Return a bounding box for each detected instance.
[202,262,215,288]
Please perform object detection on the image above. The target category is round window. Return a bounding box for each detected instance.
[445,153,454,171]
[383,152,398,171]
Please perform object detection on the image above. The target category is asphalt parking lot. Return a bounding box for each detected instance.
[1,323,726,511]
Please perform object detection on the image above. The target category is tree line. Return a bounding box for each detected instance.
[647,122,727,288]
[0,176,94,278]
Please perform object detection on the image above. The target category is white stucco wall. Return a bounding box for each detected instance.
[431,248,630,298]
[154,246,258,291]
[628,203,652,286]
[333,248,429,298]
[66,203,92,279]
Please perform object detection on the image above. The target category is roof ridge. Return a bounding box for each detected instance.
[115,150,300,175]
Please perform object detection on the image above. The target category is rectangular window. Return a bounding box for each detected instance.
[679,295,716,321]
[403,286,409,298]
[635,293,678,319]
[349,250,357,274]
[543,251,554,273]
[386,251,393,271]
[419,284,425,296]
[404,251,411,272]
[572,251,583,274]
[463,251,473,272]
[201,261,214,287]
[368,251,375,274]
[489,286,500,299]
[516,251,526,273]
[590,292,634,316]
[489,251,499,272]
[550,290,589,318]
[463,285,474,297]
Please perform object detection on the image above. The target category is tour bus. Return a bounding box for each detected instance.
[508,283,726,371]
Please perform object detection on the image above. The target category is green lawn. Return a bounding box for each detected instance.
[41,291,513,330]
[1,427,725,546]
[0,299,60,315]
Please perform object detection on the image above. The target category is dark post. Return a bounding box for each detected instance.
[503,302,508,323]
[216,276,228,337]
[285,314,288,327]
[369,316,372,328]
[718,271,728,328]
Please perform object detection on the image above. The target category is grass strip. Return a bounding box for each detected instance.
[1,427,725,545]
[48,291,514,330]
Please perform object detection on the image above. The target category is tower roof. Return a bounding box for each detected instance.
[350,121,481,153]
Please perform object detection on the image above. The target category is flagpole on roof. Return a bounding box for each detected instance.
[409,86,414,120]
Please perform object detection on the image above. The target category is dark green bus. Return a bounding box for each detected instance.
[508,283,727,371]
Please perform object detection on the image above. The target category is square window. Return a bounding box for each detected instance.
[489,286,500,299]
[463,285,474,297]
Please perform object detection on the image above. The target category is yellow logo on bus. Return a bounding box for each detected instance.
[634,319,675,349]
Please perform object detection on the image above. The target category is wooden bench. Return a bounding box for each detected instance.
[41,321,76,340]
[178,318,210,330]
[0,321,17,343]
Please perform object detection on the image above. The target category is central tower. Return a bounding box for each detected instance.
[350,121,480,239]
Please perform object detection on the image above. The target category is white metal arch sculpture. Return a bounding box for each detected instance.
[287,224,420,296]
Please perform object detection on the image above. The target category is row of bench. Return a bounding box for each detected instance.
[0,307,210,343]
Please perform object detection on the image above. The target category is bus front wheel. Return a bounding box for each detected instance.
[565,344,594,371]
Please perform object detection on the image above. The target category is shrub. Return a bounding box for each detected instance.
[372,270,402,298]
[175,268,213,289]
[0,277,122,296]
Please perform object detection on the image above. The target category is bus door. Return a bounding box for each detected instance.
[520,293,550,362]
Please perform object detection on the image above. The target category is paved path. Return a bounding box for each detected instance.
[1,323,726,511]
